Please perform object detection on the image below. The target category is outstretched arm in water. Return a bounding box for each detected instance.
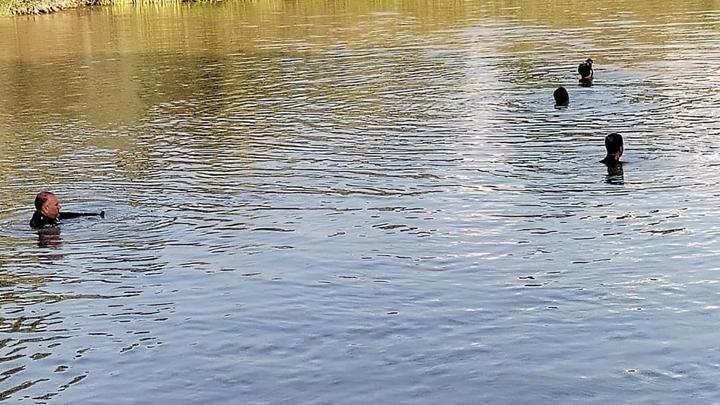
[59,211,105,219]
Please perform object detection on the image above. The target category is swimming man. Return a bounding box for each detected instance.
[30,191,104,229]
[554,86,569,106]
[601,133,623,165]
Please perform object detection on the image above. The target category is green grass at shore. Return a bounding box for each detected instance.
[1,0,85,15]
[0,0,210,15]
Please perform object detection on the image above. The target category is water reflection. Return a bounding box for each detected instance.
[579,78,593,87]
[605,162,625,185]
[36,227,64,262]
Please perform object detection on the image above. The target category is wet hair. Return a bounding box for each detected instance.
[553,86,569,106]
[578,58,593,78]
[34,191,55,211]
[605,133,623,155]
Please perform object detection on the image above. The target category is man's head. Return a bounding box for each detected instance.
[604,133,623,162]
[554,86,569,106]
[578,58,593,79]
[35,191,61,219]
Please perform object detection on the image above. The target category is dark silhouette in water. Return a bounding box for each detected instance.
[600,134,624,185]
[29,191,104,229]
[553,86,569,107]
[600,133,623,165]
[578,58,594,87]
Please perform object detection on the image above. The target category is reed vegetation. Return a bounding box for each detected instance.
[1,0,96,15]
[0,0,214,15]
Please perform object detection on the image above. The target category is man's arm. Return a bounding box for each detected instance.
[59,211,105,219]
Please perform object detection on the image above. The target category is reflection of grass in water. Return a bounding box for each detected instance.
[1,0,215,15]
[0,273,46,289]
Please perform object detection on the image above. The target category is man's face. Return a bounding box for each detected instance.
[41,194,61,219]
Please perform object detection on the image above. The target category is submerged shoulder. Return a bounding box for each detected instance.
[29,211,56,229]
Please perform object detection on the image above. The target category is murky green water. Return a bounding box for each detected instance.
[2,1,720,403]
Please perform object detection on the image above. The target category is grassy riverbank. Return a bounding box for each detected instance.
[1,0,94,15]
[0,0,209,15]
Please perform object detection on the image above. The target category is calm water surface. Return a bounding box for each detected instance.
[1,1,720,403]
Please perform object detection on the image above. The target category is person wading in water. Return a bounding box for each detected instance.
[578,58,594,87]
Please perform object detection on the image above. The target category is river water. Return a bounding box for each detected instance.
[1,1,720,403]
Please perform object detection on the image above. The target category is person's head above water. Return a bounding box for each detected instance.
[30,191,104,230]
[35,191,61,219]
[578,58,593,78]
[578,58,594,84]
[553,86,569,106]
[602,133,623,164]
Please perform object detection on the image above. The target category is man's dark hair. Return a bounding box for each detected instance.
[553,86,569,106]
[578,58,593,78]
[605,133,623,154]
[34,191,54,211]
